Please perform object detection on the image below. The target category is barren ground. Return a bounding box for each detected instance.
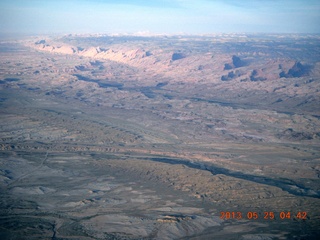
[0,34,319,239]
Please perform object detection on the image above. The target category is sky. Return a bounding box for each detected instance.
[0,0,319,35]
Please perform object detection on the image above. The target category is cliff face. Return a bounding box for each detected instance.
[30,37,314,85]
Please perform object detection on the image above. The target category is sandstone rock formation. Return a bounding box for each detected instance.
[171,52,186,61]
[279,61,310,78]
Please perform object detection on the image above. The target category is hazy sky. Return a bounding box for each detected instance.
[0,0,319,35]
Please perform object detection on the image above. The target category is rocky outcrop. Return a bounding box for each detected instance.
[157,215,192,223]
[224,55,245,70]
[223,63,233,70]
[75,61,104,72]
[171,52,186,61]
[232,55,245,68]
[250,69,267,81]
[79,47,101,57]
[221,70,242,81]
[279,61,310,78]
[277,128,317,140]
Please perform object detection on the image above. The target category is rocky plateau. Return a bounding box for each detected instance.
[0,33,319,239]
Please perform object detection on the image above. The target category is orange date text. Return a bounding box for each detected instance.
[219,211,307,220]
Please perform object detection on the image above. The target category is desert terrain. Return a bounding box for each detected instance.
[0,33,319,239]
